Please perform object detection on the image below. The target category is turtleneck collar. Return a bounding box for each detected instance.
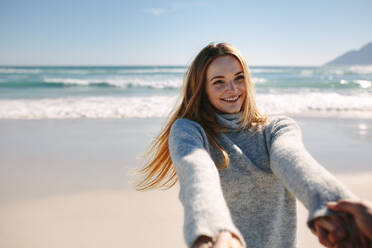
[215,112,243,130]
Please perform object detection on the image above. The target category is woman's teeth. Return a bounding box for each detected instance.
[222,95,239,102]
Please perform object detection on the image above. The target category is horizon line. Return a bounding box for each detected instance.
[0,64,325,67]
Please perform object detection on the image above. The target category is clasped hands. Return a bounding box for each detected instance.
[194,200,372,248]
[310,201,371,248]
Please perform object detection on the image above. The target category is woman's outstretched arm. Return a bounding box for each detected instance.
[265,116,359,245]
[169,118,245,248]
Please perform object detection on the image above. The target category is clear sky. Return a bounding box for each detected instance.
[0,0,371,66]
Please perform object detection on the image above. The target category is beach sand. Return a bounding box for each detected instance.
[0,117,371,247]
[0,173,371,248]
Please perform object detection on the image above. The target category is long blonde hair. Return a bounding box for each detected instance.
[134,42,266,191]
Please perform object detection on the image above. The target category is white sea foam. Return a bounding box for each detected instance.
[349,66,372,75]
[0,68,42,74]
[0,96,179,119]
[354,80,371,89]
[117,68,186,74]
[329,69,345,75]
[252,77,267,84]
[326,66,372,75]
[43,77,182,88]
[53,70,93,75]
[338,80,372,89]
[256,93,372,116]
[251,69,284,73]
[44,78,95,86]
[300,70,313,75]
[0,93,371,119]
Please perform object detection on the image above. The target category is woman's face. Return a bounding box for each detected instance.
[205,55,246,114]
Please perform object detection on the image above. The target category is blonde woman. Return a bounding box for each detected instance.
[135,43,360,248]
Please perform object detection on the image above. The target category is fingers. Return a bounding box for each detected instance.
[213,231,232,248]
[315,223,331,247]
[327,200,363,217]
[314,217,346,244]
[328,200,372,241]
[328,214,370,248]
[327,216,348,244]
[358,231,370,248]
[328,228,346,244]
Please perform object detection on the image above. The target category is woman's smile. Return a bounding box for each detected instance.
[221,94,242,103]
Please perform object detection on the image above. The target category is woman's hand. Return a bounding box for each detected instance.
[193,231,243,248]
[213,231,243,248]
[192,235,213,248]
[311,215,347,247]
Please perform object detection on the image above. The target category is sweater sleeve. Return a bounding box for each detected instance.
[266,116,358,230]
[169,118,246,248]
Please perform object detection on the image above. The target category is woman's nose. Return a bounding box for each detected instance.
[227,80,237,91]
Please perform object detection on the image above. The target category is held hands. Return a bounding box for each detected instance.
[311,215,362,247]
[193,231,243,248]
[328,200,372,241]
[194,199,372,248]
[311,200,372,248]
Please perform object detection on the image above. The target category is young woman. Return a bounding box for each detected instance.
[135,43,359,248]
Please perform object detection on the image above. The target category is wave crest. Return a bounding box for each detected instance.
[0,93,371,119]
[43,77,182,89]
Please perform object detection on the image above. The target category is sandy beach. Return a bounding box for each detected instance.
[0,117,371,248]
[0,173,371,248]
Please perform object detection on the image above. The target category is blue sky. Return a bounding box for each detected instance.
[0,0,371,66]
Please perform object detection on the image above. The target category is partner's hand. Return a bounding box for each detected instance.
[328,200,372,241]
[312,214,370,248]
[311,216,348,247]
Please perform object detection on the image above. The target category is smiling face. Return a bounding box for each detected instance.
[205,55,246,114]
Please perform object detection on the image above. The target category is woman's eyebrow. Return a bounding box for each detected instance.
[210,71,243,81]
[210,75,224,81]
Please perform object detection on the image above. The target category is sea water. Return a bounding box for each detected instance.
[0,65,371,119]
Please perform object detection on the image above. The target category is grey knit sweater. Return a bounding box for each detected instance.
[168,113,356,248]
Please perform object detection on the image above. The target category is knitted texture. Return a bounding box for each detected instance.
[168,114,356,248]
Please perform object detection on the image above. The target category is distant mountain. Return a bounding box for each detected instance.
[324,42,372,66]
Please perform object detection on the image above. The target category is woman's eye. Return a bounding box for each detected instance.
[213,80,224,85]
[236,75,244,80]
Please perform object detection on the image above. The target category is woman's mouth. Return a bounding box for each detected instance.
[221,95,241,103]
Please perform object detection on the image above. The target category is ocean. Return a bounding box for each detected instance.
[0,65,371,205]
[0,65,371,119]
